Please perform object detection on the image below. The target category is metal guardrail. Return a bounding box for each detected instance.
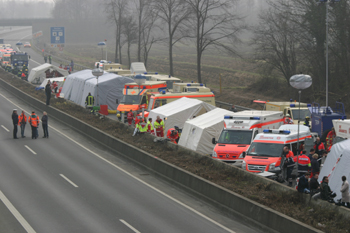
[215,100,255,111]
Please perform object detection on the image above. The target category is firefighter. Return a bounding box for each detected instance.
[127,110,134,126]
[18,110,27,138]
[303,116,311,128]
[21,71,26,80]
[283,114,294,124]
[314,137,325,155]
[154,115,165,137]
[294,152,311,177]
[85,92,94,109]
[326,127,336,150]
[5,64,11,72]
[28,111,40,139]
[147,118,155,135]
[167,128,179,144]
[17,69,22,77]
[283,146,295,187]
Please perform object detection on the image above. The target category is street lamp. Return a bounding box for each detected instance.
[97,41,106,61]
[289,74,312,167]
[92,68,104,106]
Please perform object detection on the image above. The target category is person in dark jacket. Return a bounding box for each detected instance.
[298,172,310,193]
[310,154,320,178]
[309,173,320,196]
[12,109,19,139]
[41,111,49,138]
[45,81,51,105]
[320,176,333,201]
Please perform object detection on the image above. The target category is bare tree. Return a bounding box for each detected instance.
[133,0,150,62]
[152,0,191,76]
[185,0,245,83]
[105,0,128,63]
[122,16,138,68]
[141,11,161,67]
[251,1,299,84]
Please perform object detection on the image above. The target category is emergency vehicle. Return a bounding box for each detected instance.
[211,111,284,162]
[263,101,311,125]
[242,125,312,180]
[1,53,11,67]
[172,83,210,93]
[104,63,131,75]
[145,74,182,90]
[117,81,167,113]
[332,119,350,143]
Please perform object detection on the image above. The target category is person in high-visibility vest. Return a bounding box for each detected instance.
[18,110,27,138]
[28,111,40,139]
[154,115,165,137]
[127,110,134,126]
[85,92,95,109]
[147,118,155,135]
[139,118,148,133]
[326,127,336,150]
[294,153,311,177]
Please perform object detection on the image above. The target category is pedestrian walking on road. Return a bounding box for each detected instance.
[12,109,19,139]
[18,110,27,138]
[28,111,39,139]
[41,111,49,138]
[44,56,47,63]
[45,81,52,105]
[49,55,52,64]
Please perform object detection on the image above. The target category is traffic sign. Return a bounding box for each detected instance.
[50,27,65,44]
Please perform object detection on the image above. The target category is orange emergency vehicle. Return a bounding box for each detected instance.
[211,111,284,162]
[1,53,11,67]
[242,125,312,180]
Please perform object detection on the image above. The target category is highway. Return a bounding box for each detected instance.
[0,28,262,233]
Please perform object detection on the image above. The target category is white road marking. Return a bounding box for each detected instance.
[0,190,36,233]
[59,174,78,188]
[120,219,141,233]
[0,93,236,233]
[24,145,37,155]
[1,125,10,132]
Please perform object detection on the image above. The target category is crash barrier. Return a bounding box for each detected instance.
[0,77,332,233]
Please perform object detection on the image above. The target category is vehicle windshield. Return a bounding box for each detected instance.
[166,80,181,89]
[247,142,284,157]
[291,109,311,121]
[217,130,253,145]
[3,57,10,61]
[11,55,28,61]
[120,95,141,104]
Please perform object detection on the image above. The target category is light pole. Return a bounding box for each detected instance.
[289,74,312,167]
[104,39,107,61]
[92,68,104,106]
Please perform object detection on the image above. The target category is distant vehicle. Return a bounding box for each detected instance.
[24,42,31,48]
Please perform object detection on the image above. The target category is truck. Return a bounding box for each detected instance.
[10,52,29,70]
[332,119,350,143]
[265,101,311,125]
[211,111,284,163]
[242,125,313,181]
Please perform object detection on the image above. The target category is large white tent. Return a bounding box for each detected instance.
[319,139,350,200]
[80,73,133,110]
[178,108,233,155]
[148,97,216,133]
[61,70,96,104]
[28,63,69,84]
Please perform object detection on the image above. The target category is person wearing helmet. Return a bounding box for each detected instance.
[284,114,294,124]
[304,116,311,128]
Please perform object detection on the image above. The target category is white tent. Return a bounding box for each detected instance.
[148,97,216,134]
[178,108,233,155]
[80,73,133,110]
[61,70,96,104]
[40,77,65,88]
[28,63,69,84]
[319,139,350,200]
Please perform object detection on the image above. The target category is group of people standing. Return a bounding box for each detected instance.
[12,110,49,139]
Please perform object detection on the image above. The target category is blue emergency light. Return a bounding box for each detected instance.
[224,116,233,119]
[168,75,171,78]
[126,86,130,88]
[307,104,311,107]
[280,130,291,134]
[155,72,158,74]
[290,104,296,107]
[187,84,191,86]
[263,129,272,133]
[250,117,261,120]
[200,83,204,86]
[144,72,147,74]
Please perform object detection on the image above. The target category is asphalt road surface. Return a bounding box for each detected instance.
[0,28,263,233]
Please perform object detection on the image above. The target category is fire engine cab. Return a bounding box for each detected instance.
[211,111,284,162]
[242,125,312,181]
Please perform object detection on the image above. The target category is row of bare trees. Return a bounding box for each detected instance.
[104,0,245,83]
[252,0,350,96]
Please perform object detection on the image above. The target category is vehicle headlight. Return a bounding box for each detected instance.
[212,151,217,158]
[241,160,246,170]
[269,163,276,171]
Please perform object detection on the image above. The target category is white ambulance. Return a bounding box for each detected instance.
[211,111,284,162]
[332,119,350,143]
[242,125,312,181]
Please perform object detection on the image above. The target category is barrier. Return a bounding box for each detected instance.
[0,77,327,233]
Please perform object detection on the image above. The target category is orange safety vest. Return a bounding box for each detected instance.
[326,131,336,148]
[18,113,27,126]
[28,114,39,127]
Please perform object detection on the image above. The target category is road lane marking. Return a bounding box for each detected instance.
[0,93,236,233]
[0,190,36,233]
[60,174,78,188]
[120,219,140,233]
[24,145,37,155]
[1,125,10,132]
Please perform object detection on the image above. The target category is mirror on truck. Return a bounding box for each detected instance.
[212,138,217,144]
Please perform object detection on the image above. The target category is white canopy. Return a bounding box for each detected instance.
[178,108,233,155]
[80,73,133,110]
[28,63,69,84]
[319,139,350,201]
[148,97,216,133]
[61,69,96,103]
[40,77,65,88]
